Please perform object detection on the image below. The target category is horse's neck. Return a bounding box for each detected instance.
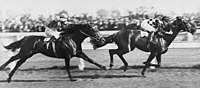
[62,25,80,34]
[63,29,76,34]
[164,29,180,47]
[69,32,87,44]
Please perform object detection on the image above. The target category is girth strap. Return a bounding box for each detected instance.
[52,42,58,57]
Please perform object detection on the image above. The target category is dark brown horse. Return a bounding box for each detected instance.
[1,23,106,83]
[91,17,196,77]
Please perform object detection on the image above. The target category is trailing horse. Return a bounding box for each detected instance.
[91,17,196,77]
[1,23,106,83]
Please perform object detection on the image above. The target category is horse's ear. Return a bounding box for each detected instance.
[87,23,91,27]
[176,16,183,21]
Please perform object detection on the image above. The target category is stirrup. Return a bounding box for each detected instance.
[150,41,156,44]
[47,37,56,43]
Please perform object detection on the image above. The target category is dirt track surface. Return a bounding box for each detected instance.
[0,48,200,88]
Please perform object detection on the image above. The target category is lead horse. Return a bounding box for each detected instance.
[91,17,196,77]
[0,23,106,83]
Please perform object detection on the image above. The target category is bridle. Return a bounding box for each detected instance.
[170,19,190,34]
[181,20,190,32]
[79,29,101,42]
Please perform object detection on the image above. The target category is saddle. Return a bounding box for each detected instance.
[140,31,164,38]
[140,31,149,37]
[43,36,58,57]
[44,37,56,43]
[44,37,51,41]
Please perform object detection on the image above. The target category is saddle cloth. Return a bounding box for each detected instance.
[140,31,149,37]
[44,37,51,41]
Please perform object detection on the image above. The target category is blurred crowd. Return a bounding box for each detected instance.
[0,11,199,32]
[0,15,142,32]
[0,16,46,32]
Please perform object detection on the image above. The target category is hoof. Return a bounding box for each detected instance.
[0,66,5,71]
[101,66,110,70]
[143,61,147,64]
[7,78,11,83]
[108,64,113,70]
[70,79,77,82]
[108,66,112,70]
[141,72,145,78]
[104,66,110,70]
[120,66,127,72]
[123,67,127,72]
[156,64,161,67]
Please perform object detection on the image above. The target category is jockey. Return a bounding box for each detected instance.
[141,18,160,44]
[45,14,69,42]
[141,16,171,44]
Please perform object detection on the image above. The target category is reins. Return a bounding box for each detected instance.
[79,29,99,41]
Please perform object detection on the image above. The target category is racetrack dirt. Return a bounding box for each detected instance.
[0,48,200,88]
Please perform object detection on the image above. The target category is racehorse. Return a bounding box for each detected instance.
[90,17,196,77]
[0,23,106,83]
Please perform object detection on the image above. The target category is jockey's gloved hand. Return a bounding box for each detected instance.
[157,31,164,36]
[60,32,65,35]
[166,31,173,35]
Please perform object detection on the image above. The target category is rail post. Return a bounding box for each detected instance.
[78,58,85,70]
[187,33,193,41]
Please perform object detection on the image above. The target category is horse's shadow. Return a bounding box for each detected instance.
[0,74,142,83]
[15,65,144,71]
[0,79,48,82]
[0,65,145,83]
[1,64,199,83]
[62,74,142,79]
[7,64,200,72]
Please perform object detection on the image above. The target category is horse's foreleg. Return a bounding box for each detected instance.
[156,54,161,67]
[109,49,115,69]
[141,52,157,77]
[76,52,108,70]
[64,58,76,81]
[118,54,128,72]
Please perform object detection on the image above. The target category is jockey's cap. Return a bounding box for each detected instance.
[162,16,170,22]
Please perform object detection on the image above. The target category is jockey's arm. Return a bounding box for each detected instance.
[159,27,173,35]
[157,20,172,35]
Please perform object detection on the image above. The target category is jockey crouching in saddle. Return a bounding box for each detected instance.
[141,16,172,46]
[45,14,70,42]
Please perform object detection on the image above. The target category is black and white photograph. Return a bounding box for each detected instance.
[0,0,200,88]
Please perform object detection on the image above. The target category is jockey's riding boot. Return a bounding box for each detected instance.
[149,32,156,44]
[48,36,56,43]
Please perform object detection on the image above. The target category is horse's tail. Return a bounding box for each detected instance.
[90,33,116,49]
[3,37,24,52]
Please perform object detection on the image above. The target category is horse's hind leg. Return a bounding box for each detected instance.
[0,53,21,70]
[108,49,116,69]
[7,56,30,83]
[7,50,33,83]
[109,48,129,71]
[64,58,76,81]
[141,52,157,77]
[117,54,128,72]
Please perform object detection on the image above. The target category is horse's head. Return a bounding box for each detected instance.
[171,16,196,34]
[79,24,105,44]
[187,20,197,35]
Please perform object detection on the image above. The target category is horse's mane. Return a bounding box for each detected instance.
[61,24,80,34]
